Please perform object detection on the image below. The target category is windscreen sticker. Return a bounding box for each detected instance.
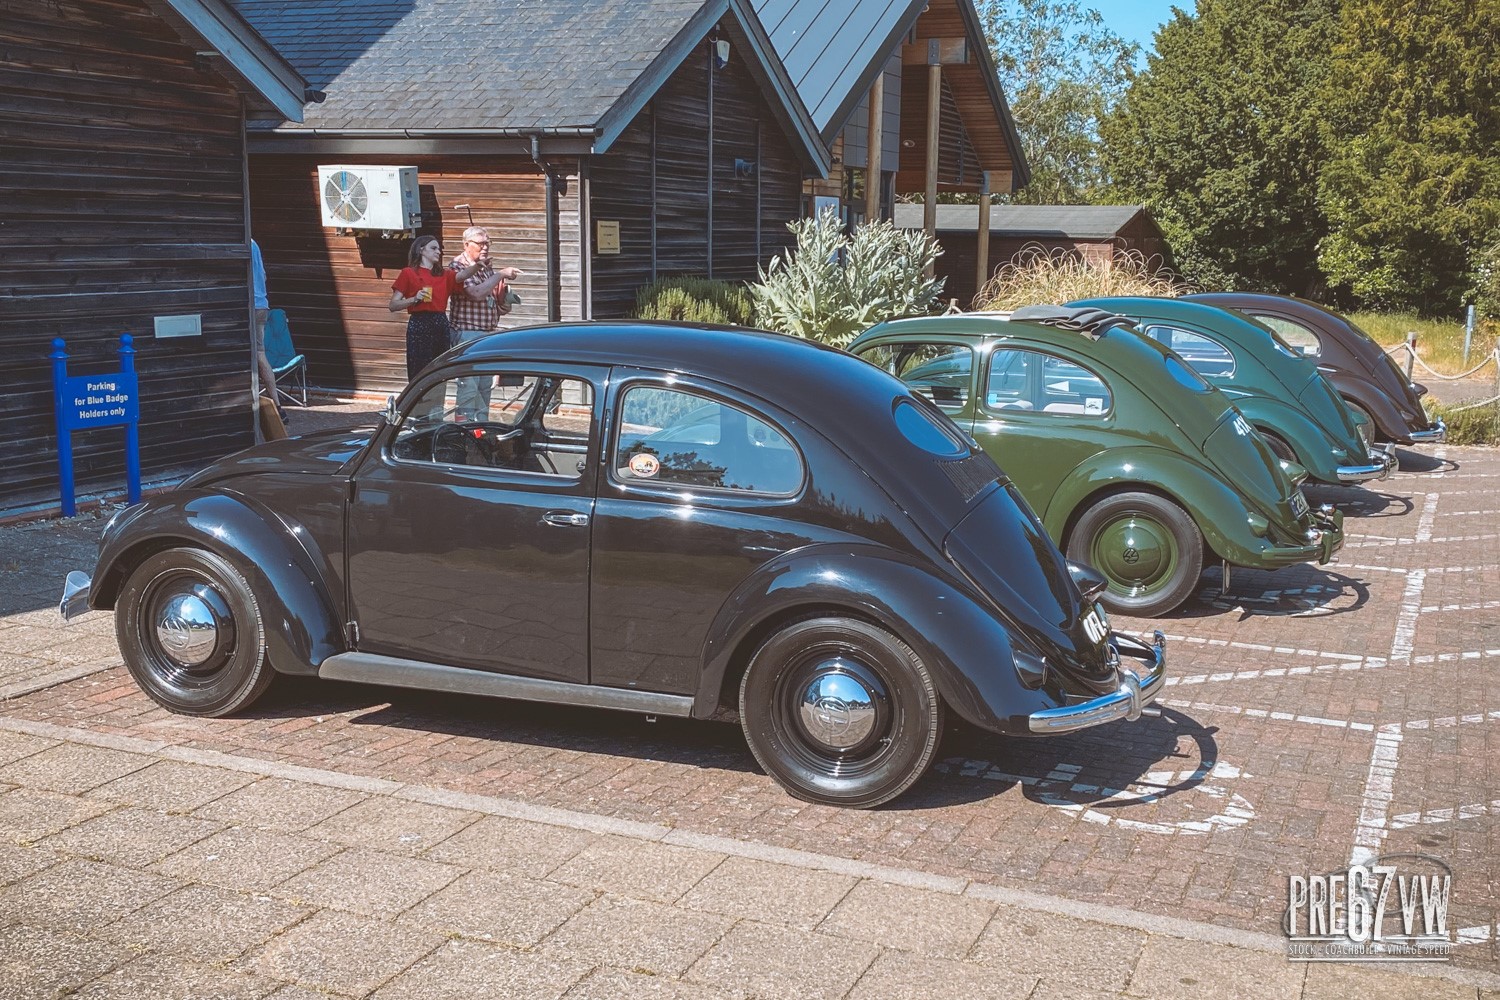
[1085,397,1104,414]
[628,452,660,478]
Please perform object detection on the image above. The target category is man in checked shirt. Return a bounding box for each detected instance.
[448,226,523,420]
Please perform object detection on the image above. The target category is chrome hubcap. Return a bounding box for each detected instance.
[153,588,224,667]
[797,661,880,751]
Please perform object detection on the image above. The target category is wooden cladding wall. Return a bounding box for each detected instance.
[589,21,803,318]
[248,156,581,391]
[895,69,981,193]
[0,0,256,512]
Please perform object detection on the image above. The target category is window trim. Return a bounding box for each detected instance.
[1143,324,1238,379]
[384,367,598,484]
[980,346,1115,419]
[607,376,807,502]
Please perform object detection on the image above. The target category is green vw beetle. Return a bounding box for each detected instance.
[1074,297,1394,486]
[848,307,1344,617]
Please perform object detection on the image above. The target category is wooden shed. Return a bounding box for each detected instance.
[0,0,308,516]
[894,204,1171,308]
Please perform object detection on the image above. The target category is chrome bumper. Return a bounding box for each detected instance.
[1028,630,1167,734]
[1336,446,1397,483]
[59,571,92,621]
[1408,418,1446,444]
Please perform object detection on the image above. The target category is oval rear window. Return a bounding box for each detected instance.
[894,397,968,457]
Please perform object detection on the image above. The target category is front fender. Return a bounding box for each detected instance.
[89,491,343,674]
[1231,397,1344,483]
[1323,374,1413,444]
[695,543,1062,734]
[1041,447,1272,568]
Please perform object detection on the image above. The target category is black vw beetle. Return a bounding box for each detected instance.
[61,323,1165,808]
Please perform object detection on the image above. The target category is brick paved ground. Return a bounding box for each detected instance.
[1,441,1497,994]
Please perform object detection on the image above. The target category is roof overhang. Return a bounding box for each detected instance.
[952,0,1029,189]
[145,0,309,122]
[594,0,830,175]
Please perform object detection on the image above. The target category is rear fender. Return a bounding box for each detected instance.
[1043,448,1267,567]
[696,544,1056,734]
[1230,397,1343,482]
[1323,374,1413,444]
[89,492,343,674]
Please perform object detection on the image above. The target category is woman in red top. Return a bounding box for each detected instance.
[389,235,483,380]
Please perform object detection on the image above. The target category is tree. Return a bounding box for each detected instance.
[1316,0,1500,313]
[1101,0,1340,293]
[978,1,1138,204]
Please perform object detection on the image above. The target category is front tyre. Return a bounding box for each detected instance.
[115,547,274,717]
[739,617,943,808]
[1067,491,1204,618]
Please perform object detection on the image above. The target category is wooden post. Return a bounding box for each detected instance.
[975,171,993,303]
[924,58,941,275]
[865,77,883,223]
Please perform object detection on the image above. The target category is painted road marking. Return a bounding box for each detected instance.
[1158,700,1374,732]
[1419,600,1500,613]
[1389,798,1500,830]
[932,757,1256,835]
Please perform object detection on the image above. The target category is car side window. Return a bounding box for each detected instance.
[985,349,1111,416]
[1253,314,1322,357]
[391,373,594,478]
[614,386,802,496]
[1144,325,1236,378]
[857,343,973,413]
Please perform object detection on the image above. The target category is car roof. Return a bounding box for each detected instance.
[1073,296,1278,345]
[850,313,1174,376]
[1186,291,1348,326]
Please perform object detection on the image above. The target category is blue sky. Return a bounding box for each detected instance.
[1093,0,1189,57]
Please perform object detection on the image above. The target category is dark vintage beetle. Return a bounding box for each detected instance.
[60,323,1166,808]
[1184,292,1445,448]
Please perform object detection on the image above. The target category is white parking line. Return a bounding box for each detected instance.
[1163,657,1386,688]
[1418,600,1500,613]
[1155,634,1364,661]
[1157,700,1375,731]
[1390,799,1500,830]
[1341,533,1500,547]
[1351,724,1404,868]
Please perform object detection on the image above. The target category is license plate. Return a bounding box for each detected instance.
[1290,489,1309,519]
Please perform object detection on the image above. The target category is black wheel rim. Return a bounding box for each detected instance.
[136,569,240,693]
[771,640,898,780]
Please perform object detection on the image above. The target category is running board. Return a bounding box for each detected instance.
[317,652,695,718]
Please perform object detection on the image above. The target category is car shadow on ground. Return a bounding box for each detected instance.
[1305,483,1413,518]
[1391,447,1458,474]
[1156,565,1371,621]
[242,676,1218,813]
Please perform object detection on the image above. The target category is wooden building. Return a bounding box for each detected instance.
[894,204,1171,308]
[0,0,308,515]
[237,0,1030,394]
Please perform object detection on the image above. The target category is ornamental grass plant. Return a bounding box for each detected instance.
[973,246,1189,312]
[633,277,755,326]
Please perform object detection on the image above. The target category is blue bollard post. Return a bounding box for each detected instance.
[51,338,77,517]
[119,334,141,505]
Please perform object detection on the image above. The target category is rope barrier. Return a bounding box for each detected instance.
[1379,343,1500,412]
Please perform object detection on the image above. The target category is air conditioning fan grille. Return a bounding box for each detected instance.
[324,171,369,224]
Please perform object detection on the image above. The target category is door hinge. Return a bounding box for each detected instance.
[345,621,360,648]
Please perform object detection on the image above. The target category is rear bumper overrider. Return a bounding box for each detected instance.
[1408,418,1446,444]
[1336,446,1397,483]
[1028,631,1166,734]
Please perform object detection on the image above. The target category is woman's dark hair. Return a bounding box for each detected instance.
[408,235,442,276]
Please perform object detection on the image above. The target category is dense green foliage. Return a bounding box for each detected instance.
[632,277,755,326]
[1101,0,1338,294]
[1317,0,1500,313]
[977,0,1138,204]
[751,213,945,348]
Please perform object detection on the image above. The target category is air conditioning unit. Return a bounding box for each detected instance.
[317,165,421,232]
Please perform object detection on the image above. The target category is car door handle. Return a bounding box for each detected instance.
[542,511,590,527]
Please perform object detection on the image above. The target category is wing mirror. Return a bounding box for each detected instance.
[382,394,400,426]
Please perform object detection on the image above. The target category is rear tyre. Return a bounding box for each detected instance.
[115,547,274,717]
[1262,430,1298,465]
[739,617,943,808]
[1067,492,1204,618]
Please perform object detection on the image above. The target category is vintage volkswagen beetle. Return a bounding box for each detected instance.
[849,307,1343,618]
[1184,292,1445,448]
[60,322,1166,809]
[1074,297,1395,486]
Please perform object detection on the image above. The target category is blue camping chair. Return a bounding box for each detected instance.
[263,308,307,406]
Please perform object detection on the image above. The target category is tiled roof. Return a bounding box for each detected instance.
[894,203,1149,239]
[230,0,706,131]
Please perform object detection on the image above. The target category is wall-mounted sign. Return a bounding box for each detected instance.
[597,220,621,255]
[153,314,202,338]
